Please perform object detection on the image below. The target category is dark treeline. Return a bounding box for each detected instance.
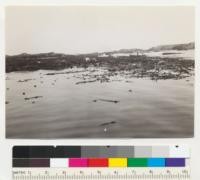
[6,53,87,72]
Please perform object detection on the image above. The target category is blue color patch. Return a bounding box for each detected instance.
[148,158,165,167]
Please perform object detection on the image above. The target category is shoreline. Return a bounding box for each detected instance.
[6,54,194,81]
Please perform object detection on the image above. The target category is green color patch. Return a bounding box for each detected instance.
[128,158,148,167]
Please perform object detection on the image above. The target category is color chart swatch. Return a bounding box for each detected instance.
[13,146,189,168]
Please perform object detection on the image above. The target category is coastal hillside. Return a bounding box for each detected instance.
[148,42,195,52]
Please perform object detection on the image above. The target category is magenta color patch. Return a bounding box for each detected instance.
[69,158,88,167]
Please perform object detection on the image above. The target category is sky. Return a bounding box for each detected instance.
[6,6,195,55]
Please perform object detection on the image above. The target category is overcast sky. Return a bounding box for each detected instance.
[6,6,194,55]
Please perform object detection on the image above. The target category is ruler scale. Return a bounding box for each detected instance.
[12,146,190,180]
[12,168,190,180]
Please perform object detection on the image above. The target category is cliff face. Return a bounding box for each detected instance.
[148,42,195,52]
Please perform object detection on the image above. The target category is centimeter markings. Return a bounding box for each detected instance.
[13,174,190,180]
[13,168,190,180]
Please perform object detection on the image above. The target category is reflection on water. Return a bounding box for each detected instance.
[6,68,194,138]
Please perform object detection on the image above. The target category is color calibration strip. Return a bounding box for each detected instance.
[13,146,189,168]
[13,145,190,158]
[13,157,186,168]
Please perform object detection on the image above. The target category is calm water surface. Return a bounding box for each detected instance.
[6,68,194,138]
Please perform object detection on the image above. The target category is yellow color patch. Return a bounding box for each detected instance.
[109,158,127,167]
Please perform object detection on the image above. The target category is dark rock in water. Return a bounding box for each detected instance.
[100,121,116,126]
[22,92,26,95]
[45,70,86,76]
[24,96,43,100]
[76,80,97,85]
[128,89,132,92]
[5,101,9,104]
[32,101,35,104]
[94,99,119,103]
[6,88,9,90]
[126,80,132,83]
[18,79,34,82]
[34,85,37,88]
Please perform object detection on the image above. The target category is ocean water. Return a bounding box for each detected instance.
[103,50,194,60]
[144,50,194,60]
[6,68,194,138]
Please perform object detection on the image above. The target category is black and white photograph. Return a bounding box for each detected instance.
[5,6,194,138]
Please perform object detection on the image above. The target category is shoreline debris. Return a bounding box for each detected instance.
[93,99,119,103]
[6,52,194,84]
[100,121,116,126]
[18,79,35,82]
[24,96,43,100]
[45,70,86,76]
[76,80,97,85]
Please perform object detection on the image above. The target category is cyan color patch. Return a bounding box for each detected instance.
[148,158,165,167]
